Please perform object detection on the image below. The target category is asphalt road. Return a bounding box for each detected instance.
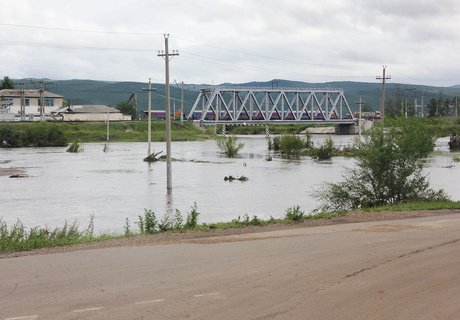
[1,214,460,320]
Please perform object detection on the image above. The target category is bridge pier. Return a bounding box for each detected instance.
[335,124,355,135]
[265,124,270,138]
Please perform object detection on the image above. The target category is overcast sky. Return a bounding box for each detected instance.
[0,0,458,86]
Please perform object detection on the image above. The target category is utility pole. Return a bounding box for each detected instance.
[106,111,110,141]
[376,66,391,128]
[39,80,45,121]
[19,81,25,121]
[356,97,365,140]
[143,78,157,157]
[158,34,179,191]
[174,80,185,123]
[454,96,458,117]
[420,91,425,117]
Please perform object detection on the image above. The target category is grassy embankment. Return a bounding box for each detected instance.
[0,120,213,147]
[2,200,460,254]
[61,120,212,142]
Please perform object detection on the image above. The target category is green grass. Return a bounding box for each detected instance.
[0,120,213,146]
[3,200,460,253]
[0,216,118,253]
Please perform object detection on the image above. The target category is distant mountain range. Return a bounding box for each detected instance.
[18,78,460,114]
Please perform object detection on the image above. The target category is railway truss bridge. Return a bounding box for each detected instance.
[187,87,357,135]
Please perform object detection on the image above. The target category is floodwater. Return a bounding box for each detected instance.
[1,135,459,233]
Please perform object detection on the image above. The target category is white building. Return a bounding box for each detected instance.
[52,105,131,121]
[0,89,64,120]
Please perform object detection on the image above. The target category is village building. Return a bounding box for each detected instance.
[0,89,64,120]
[52,105,131,121]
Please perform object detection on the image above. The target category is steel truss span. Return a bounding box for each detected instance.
[187,87,356,125]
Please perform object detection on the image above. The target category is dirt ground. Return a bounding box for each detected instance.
[2,209,459,259]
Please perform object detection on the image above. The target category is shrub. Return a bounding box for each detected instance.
[0,123,67,147]
[217,135,244,157]
[285,205,304,221]
[185,202,200,229]
[138,209,157,234]
[312,137,335,160]
[278,135,305,159]
[316,118,449,211]
[66,141,83,153]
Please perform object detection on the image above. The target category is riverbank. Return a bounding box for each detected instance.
[2,205,460,259]
[0,120,213,146]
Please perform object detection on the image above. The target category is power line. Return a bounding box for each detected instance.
[0,22,370,71]
[175,35,364,70]
[0,22,162,36]
[0,39,152,52]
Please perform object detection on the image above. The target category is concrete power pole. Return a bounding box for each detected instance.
[39,80,45,121]
[19,81,25,121]
[143,78,157,157]
[456,96,458,118]
[174,80,185,123]
[421,91,425,117]
[356,97,365,140]
[158,34,179,191]
[376,66,391,128]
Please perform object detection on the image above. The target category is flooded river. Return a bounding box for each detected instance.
[1,135,458,232]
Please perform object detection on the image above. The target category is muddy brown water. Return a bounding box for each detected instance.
[1,136,458,232]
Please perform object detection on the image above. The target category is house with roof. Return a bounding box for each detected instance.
[52,105,131,121]
[0,89,64,120]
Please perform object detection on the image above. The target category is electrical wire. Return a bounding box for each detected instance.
[0,39,152,52]
[0,22,162,36]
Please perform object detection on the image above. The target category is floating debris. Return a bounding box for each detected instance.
[143,151,163,162]
[224,175,249,182]
[9,173,28,178]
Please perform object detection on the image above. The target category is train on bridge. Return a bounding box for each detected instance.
[187,110,352,121]
[187,87,356,125]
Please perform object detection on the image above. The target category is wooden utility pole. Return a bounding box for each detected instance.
[158,34,179,191]
[376,66,391,128]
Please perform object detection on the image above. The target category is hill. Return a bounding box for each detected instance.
[17,78,460,115]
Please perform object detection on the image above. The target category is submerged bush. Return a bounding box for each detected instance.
[66,141,83,153]
[278,135,305,159]
[217,135,244,157]
[312,137,335,161]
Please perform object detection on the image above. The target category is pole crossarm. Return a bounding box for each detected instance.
[187,87,356,125]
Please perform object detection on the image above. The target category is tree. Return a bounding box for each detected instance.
[116,101,138,120]
[1,76,14,89]
[316,118,448,211]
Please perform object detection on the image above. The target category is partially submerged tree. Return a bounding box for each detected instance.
[316,118,448,211]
